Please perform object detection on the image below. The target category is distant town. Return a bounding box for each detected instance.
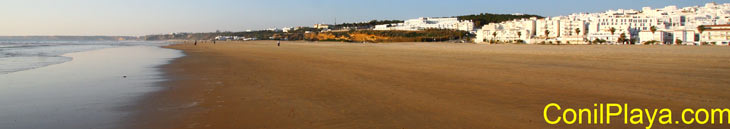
[475,2,730,45]
[148,2,730,45]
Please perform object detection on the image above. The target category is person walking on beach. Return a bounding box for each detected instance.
[194,40,197,45]
[277,40,281,47]
[213,40,216,44]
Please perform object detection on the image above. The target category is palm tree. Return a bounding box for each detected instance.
[697,25,706,33]
[609,27,616,35]
[491,32,497,44]
[492,32,497,42]
[608,27,617,44]
[544,30,550,39]
[675,39,683,45]
[618,33,626,44]
[648,26,658,44]
[575,28,581,36]
[517,31,522,39]
[650,26,657,34]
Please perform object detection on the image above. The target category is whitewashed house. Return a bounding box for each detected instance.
[474,2,730,45]
[699,24,730,45]
[374,17,474,32]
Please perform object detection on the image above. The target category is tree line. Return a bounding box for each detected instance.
[307,29,471,42]
[332,20,404,29]
[457,13,544,27]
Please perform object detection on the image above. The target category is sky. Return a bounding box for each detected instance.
[0,0,725,36]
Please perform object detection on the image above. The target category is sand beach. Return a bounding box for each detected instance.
[133,41,730,129]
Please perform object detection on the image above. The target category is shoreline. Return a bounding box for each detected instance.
[135,41,730,129]
[162,39,730,46]
[124,44,193,128]
[0,45,182,129]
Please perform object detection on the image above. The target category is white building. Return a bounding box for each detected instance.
[672,30,697,45]
[535,17,561,38]
[215,36,233,40]
[638,31,670,44]
[216,36,255,41]
[267,28,282,32]
[474,2,730,45]
[374,17,474,31]
[475,17,537,43]
[282,27,293,33]
[700,24,730,45]
[313,24,331,29]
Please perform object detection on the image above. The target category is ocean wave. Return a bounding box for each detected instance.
[0,40,171,75]
[0,56,72,75]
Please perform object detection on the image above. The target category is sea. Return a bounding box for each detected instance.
[0,40,160,74]
[0,40,183,129]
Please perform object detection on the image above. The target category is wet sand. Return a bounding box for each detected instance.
[0,46,182,129]
[133,41,730,129]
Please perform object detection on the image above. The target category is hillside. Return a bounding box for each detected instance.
[305,29,470,42]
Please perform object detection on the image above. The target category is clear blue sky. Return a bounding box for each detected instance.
[0,0,723,36]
